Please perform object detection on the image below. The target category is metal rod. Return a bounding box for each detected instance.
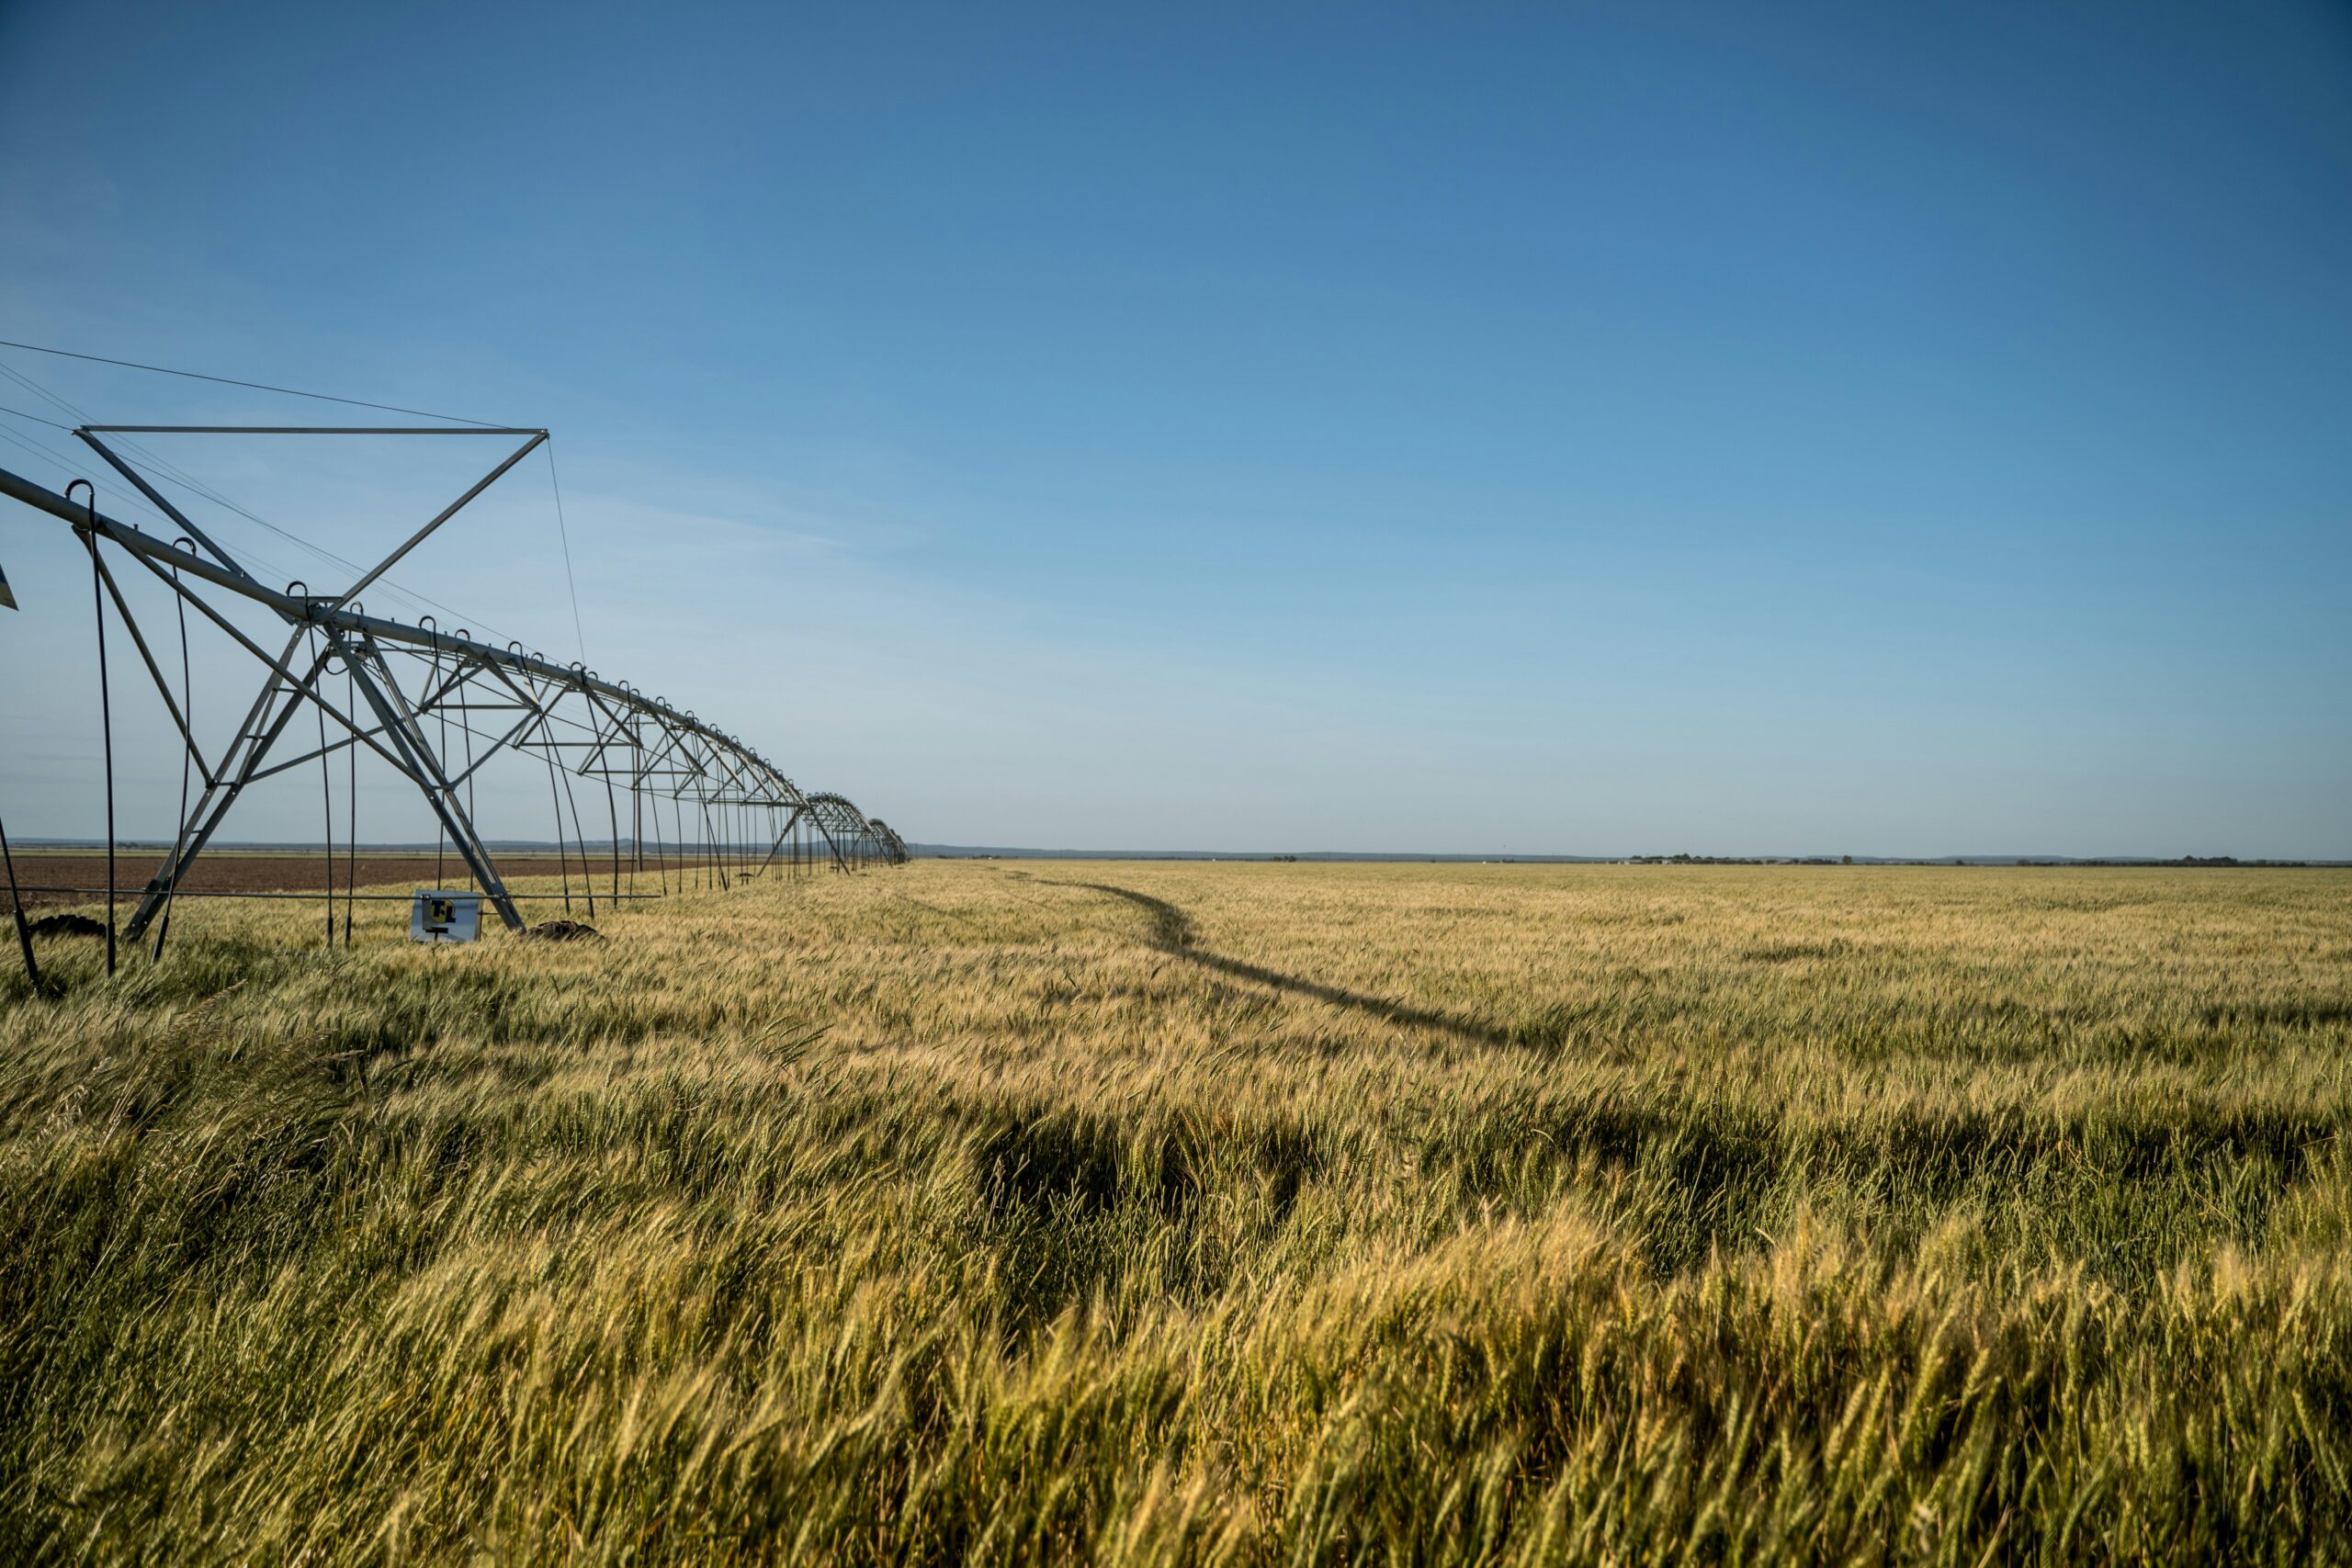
[1,807,41,992]
[122,627,313,938]
[329,432,547,611]
[246,724,394,784]
[86,547,214,788]
[1,456,904,905]
[83,425,548,436]
[117,547,424,784]
[75,487,118,976]
[75,430,260,587]
[338,635,526,931]
[153,552,195,961]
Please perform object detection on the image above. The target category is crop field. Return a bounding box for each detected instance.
[4,860,2351,1563]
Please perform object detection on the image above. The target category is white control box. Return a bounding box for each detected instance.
[409,889,481,944]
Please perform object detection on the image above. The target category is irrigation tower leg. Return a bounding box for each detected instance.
[342,636,526,932]
[752,805,808,876]
[125,639,317,939]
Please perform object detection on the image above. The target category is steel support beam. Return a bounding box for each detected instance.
[3,446,903,933]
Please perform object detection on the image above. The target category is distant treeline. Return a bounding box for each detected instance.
[1626,853,2323,868]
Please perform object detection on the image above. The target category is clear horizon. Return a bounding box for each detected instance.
[6,836,2340,865]
[4,1,2348,858]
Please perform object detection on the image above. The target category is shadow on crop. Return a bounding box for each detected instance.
[1044,877,1521,1050]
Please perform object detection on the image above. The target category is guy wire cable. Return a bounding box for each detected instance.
[545,439,586,662]
[0,338,503,427]
[3,355,525,644]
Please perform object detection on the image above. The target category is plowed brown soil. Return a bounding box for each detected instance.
[1,852,697,911]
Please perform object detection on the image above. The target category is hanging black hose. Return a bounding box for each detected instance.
[71,482,117,976]
[421,618,447,889]
[698,795,729,890]
[543,740,572,915]
[455,633,479,894]
[344,654,357,947]
[555,761,595,919]
[629,745,643,897]
[153,544,196,962]
[582,666,622,906]
[1,807,41,994]
[603,773,621,905]
[309,621,334,951]
[649,771,663,896]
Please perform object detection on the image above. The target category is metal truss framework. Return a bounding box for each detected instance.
[0,426,905,937]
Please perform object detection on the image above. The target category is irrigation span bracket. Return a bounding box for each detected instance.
[0,430,905,938]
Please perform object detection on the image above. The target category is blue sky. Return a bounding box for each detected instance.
[2,0,2347,856]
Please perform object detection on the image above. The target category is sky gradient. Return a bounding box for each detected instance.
[2,0,2347,856]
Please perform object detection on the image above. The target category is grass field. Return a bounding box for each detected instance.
[4,860,2351,1563]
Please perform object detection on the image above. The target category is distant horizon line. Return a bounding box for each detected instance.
[7,838,2346,868]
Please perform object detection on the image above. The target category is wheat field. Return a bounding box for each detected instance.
[4,860,2350,1563]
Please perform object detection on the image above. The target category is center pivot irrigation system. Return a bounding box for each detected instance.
[0,410,906,963]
